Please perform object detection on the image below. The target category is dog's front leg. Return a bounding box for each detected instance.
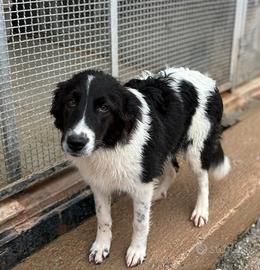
[89,187,112,264]
[126,183,154,267]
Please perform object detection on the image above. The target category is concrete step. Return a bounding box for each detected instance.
[13,106,260,270]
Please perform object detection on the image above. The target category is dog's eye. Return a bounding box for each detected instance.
[67,98,77,108]
[97,104,109,113]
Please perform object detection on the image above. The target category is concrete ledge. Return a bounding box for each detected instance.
[0,168,87,236]
[13,101,260,269]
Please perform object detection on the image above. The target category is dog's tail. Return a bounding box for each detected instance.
[210,142,231,180]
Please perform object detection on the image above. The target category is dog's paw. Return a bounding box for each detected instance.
[190,205,209,227]
[89,241,110,264]
[126,244,146,267]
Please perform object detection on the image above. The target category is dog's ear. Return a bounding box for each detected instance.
[50,81,67,131]
[120,88,142,135]
[124,78,143,89]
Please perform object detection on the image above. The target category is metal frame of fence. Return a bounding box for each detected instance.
[230,0,248,88]
[0,2,21,183]
[0,0,259,200]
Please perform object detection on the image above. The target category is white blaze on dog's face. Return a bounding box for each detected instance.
[50,70,140,157]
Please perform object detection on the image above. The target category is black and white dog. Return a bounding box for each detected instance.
[51,67,230,267]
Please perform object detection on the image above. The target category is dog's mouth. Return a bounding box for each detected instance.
[67,151,84,157]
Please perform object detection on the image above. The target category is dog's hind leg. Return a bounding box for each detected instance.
[190,170,209,227]
[152,158,178,202]
[187,148,209,227]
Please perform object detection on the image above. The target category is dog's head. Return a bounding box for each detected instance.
[50,70,141,157]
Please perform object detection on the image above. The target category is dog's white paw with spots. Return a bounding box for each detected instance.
[89,240,110,264]
[126,244,146,267]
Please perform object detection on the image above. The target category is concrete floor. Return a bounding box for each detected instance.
[13,105,260,270]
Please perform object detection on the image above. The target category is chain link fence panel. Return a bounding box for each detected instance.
[0,0,111,187]
[118,0,236,86]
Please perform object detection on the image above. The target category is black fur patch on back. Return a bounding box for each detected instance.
[125,76,199,182]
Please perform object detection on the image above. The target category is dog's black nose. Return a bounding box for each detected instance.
[67,135,89,152]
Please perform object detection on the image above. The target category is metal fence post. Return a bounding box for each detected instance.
[110,0,119,77]
[230,0,248,89]
[0,1,21,181]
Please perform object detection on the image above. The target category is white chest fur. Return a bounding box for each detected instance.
[74,145,142,193]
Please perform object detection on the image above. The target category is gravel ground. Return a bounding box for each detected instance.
[214,218,260,270]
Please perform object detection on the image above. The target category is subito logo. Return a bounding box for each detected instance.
[195,243,208,255]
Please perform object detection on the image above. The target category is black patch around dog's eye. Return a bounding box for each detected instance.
[94,97,111,114]
[66,98,77,108]
[66,92,80,108]
[97,104,110,113]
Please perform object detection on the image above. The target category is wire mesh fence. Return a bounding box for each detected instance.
[0,0,259,195]
[118,0,236,85]
[0,0,111,187]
